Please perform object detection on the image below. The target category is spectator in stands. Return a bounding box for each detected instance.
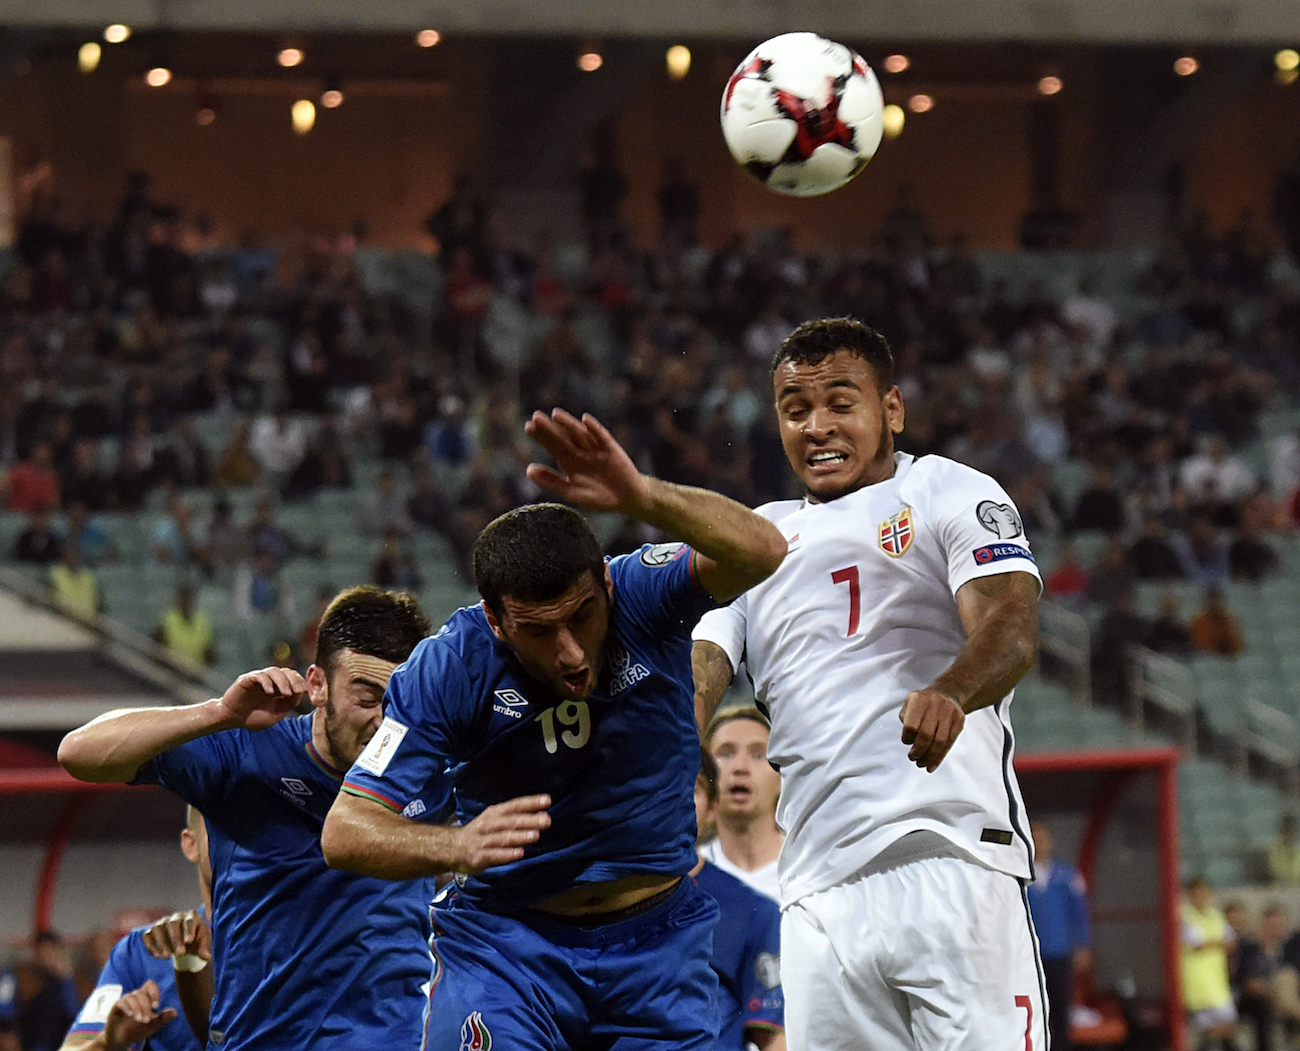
[1045,542,1090,608]
[0,1020,16,1051]
[62,502,115,567]
[213,420,260,489]
[1268,425,1300,500]
[1147,592,1196,657]
[58,439,110,513]
[423,395,476,480]
[151,496,203,568]
[154,418,210,490]
[283,413,352,501]
[1181,436,1258,525]
[249,407,307,487]
[1072,464,1127,534]
[1268,815,1300,886]
[371,533,421,591]
[356,469,413,538]
[1188,587,1246,657]
[49,541,97,618]
[204,498,247,574]
[11,930,78,1051]
[1229,520,1281,582]
[1061,275,1118,359]
[405,466,447,534]
[1087,539,1137,608]
[155,583,216,667]
[14,510,62,564]
[1181,879,1239,1051]
[248,500,323,565]
[1129,517,1186,581]
[1232,903,1295,1051]
[5,442,60,514]
[1178,517,1232,588]
[1090,588,1150,706]
[1028,822,1092,1051]
[232,551,294,624]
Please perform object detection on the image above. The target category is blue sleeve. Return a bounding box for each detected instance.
[740,899,785,1038]
[610,545,717,640]
[66,934,142,1038]
[132,732,243,813]
[341,637,469,814]
[1068,867,1092,949]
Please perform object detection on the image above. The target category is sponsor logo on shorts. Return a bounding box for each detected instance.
[755,951,782,990]
[878,506,914,557]
[402,798,427,818]
[355,717,408,776]
[460,1011,492,1050]
[493,688,529,719]
[976,500,1023,539]
[972,544,1036,567]
[640,542,685,567]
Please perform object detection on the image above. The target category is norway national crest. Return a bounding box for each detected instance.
[460,1011,491,1051]
[878,506,914,558]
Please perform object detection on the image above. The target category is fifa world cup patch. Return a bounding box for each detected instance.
[460,1011,492,1051]
[972,544,1036,567]
[355,716,408,776]
[878,506,914,557]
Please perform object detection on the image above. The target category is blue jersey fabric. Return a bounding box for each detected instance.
[342,545,716,912]
[693,862,784,1050]
[134,714,444,1051]
[66,922,203,1051]
[1027,859,1092,960]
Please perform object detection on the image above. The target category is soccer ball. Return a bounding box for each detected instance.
[721,32,884,198]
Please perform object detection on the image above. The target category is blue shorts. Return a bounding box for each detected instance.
[421,877,720,1051]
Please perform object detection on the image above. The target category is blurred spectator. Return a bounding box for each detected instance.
[249,408,308,484]
[1087,540,1136,608]
[1028,822,1092,1051]
[58,439,110,512]
[1269,426,1300,500]
[0,1020,16,1051]
[1188,587,1246,657]
[204,498,248,573]
[284,414,352,500]
[15,930,78,1051]
[1181,436,1257,523]
[372,533,421,590]
[297,584,336,665]
[1229,520,1281,582]
[1061,275,1117,358]
[154,418,210,489]
[1268,816,1300,886]
[49,542,97,618]
[357,469,414,538]
[1044,543,1090,607]
[63,503,116,567]
[1232,904,1300,1051]
[5,442,60,513]
[423,395,476,480]
[155,583,216,666]
[406,467,447,534]
[151,495,203,568]
[1072,465,1127,534]
[14,511,62,564]
[213,420,261,489]
[233,551,295,623]
[1146,592,1196,657]
[249,500,323,564]
[1090,588,1150,706]
[1178,517,1231,588]
[1181,879,1238,1051]
[1129,517,1185,581]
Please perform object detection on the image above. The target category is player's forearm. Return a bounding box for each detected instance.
[693,641,736,736]
[175,969,212,1045]
[58,1036,104,1051]
[629,477,786,600]
[322,791,460,879]
[931,596,1037,715]
[58,701,235,783]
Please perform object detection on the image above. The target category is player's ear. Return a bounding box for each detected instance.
[603,564,614,603]
[305,664,329,710]
[180,828,199,864]
[481,600,507,643]
[884,385,905,434]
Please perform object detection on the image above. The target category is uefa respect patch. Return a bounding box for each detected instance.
[972,543,1036,567]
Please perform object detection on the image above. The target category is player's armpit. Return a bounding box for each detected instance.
[938,570,1039,715]
[692,640,735,736]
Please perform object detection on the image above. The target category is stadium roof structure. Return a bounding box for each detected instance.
[2,0,1300,44]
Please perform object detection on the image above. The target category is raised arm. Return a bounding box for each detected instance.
[525,409,786,602]
[900,571,1039,773]
[322,790,553,879]
[58,668,306,783]
[692,640,736,738]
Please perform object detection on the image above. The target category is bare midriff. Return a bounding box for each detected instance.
[533,873,681,917]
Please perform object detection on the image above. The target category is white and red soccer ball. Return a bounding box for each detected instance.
[721,32,885,198]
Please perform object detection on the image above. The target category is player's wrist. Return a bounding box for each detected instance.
[173,952,209,972]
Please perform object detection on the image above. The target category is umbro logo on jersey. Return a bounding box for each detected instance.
[280,777,311,796]
[493,689,529,719]
[878,506,914,558]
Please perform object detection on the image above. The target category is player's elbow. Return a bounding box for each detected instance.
[57,730,122,783]
[739,524,789,589]
[319,808,360,871]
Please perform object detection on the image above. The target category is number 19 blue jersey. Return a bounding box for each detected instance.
[342,544,717,911]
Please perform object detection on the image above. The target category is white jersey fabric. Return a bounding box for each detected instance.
[693,453,1041,907]
[699,837,781,902]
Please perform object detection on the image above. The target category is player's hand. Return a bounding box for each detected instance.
[451,794,552,874]
[142,909,211,963]
[524,409,652,515]
[102,980,177,1051]
[214,668,306,731]
[900,689,965,773]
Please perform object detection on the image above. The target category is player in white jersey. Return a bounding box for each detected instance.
[692,318,1046,1051]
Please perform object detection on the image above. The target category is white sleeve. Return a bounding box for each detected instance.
[936,467,1043,598]
[692,593,748,673]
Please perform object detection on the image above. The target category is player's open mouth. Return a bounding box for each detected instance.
[727,785,751,802]
[807,451,848,470]
[562,670,590,694]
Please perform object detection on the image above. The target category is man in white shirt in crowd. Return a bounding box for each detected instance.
[699,707,783,903]
[692,317,1044,1051]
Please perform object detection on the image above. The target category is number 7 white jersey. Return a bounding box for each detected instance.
[693,453,1042,907]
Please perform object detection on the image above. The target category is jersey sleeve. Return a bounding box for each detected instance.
[131,730,243,812]
[341,637,468,814]
[610,545,717,640]
[691,594,748,674]
[740,898,785,1039]
[934,467,1043,598]
[65,934,140,1039]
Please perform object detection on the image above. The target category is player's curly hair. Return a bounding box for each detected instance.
[771,316,894,392]
[315,585,431,672]
[474,503,606,618]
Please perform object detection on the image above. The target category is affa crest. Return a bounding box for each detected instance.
[460,1011,492,1051]
[878,505,914,558]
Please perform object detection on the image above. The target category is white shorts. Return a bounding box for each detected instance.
[781,855,1049,1051]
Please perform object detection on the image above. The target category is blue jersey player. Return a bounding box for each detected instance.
[322,408,788,1051]
[58,587,439,1051]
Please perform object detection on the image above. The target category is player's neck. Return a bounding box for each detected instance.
[716,816,783,870]
[310,710,345,774]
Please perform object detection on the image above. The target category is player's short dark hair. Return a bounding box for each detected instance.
[772,317,894,392]
[314,586,431,672]
[697,748,719,803]
[474,503,606,618]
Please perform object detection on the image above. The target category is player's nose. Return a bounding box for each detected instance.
[555,628,585,667]
[804,406,836,437]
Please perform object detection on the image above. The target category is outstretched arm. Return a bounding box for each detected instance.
[900,571,1039,773]
[693,641,736,738]
[525,409,786,602]
[59,982,178,1051]
[141,911,213,1045]
[58,668,306,783]
[322,791,552,880]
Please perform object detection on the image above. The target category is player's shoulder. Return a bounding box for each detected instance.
[904,453,998,490]
[755,499,802,526]
[696,860,781,920]
[407,605,494,678]
[902,454,1011,512]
